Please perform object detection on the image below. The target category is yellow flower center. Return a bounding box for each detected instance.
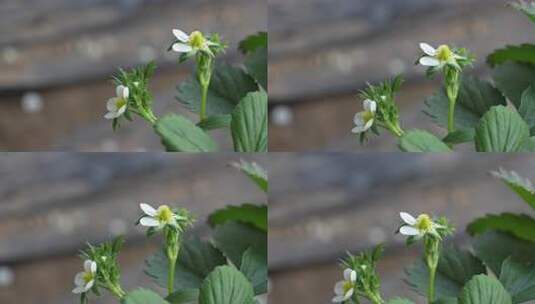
[189,31,206,49]
[416,214,433,232]
[362,110,374,123]
[83,272,94,284]
[436,45,453,62]
[115,98,127,110]
[156,205,174,224]
[343,281,353,294]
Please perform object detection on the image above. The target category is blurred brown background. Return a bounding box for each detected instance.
[0,0,266,151]
[268,153,535,303]
[0,153,267,303]
[268,0,535,151]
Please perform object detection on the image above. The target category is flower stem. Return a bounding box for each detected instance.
[428,264,437,304]
[200,82,209,122]
[168,255,177,295]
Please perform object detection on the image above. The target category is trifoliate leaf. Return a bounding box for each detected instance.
[487,44,535,67]
[198,266,255,304]
[231,159,268,193]
[166,289,199,304]
[145,237,226,290]
[239,32,267,54]
[123,289,169,304]
[492,62,535,108]
[467,213,535,242]
[196,114,231,131]
[212,222,266,267]
[240,247,267,295]
[519,86,535,134]
[499,257,535,304]
[231,91,268,152]
[491,168,535,210]
[458,275,512,304]
[209,204,267,232]
[474,106,530,152]
[512,1,535,25]
[424,76,506,130]
[406,246,486,299]
[176,64,258,116]
[245,48,267,89]
[399,130,451,152]
[155,115,218,152]
[472,232,535,275]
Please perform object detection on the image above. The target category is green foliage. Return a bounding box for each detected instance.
[442,129,474,145]
[474,106,530,152]
[212,222,267,267]
[122,289,169,304]
[399,130,451,152]
[196,115,231,131]
[198,266,255,304]
[467,213,535,242]
[166,289,199,304]
[518,86,535,134]
[387,298,415,304]
[487,44,535,67]
[406,246,486,299]
[499,257,535,304]
[239,32,268,54]
[240,247,268,295]
[491,169,535,210]
[209,204,267,232]
[231,159,268,193]
[231,91,268,152]
[511,0,535,24]
[458,275,512,304]
[155,115,218,152]
[245,48,267,89]
[492,62,535,108]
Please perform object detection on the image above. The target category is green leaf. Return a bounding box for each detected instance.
[387,298,416,304]
[245,48,267,89]
[176,64,258,116]
[491,168,535,210]
[145,237,226,290]
[512,1,535,25]
[406,246,486,299]
[474,106,529,152]
[399,130,451,152]
[459,275,512,304]
[197,115,231,131]
[520,137,535,151]
[230,159,268,193]
[488,44,535,67]
[499,257,535,304]
[239,32,267,54]
[240,247,267,295]
[122,289,169,304]
[492,62,535,108]
[472,232,535,275]
[155,115,218,152]
[231,91,268,152]
[166,289,199,304]
[209,204,267,232]
[519,86,535,134]
[467,213,535,242]
[212,222,267,267]
[424,76,506,130]
[199,265,255,304]
[443,129,475,145]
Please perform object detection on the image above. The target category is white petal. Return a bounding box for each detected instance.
[400,212,417,225]
[117,104,127,116]
[116,85,128,98]
[352,125,368,134]
[140,216,160,227]
[172,43,193,53]
[363,99,376,112]
[84,260,95,273]
[72,286,85,294]
[332,295,346,303]
[140,203,157,216]
[122,87,129,99]
[90,261,97,273]
[74,272,85,286]
[364,118,374,131]
[104,111,119,120]
[420,42,437,56]
[400,226,420,236]
[343,288,354,300]
[334,281,345,295]
[343,268,355,281]
[353,112,366,126]
[107,98,118,111]
[173,29,190,42]
[84,280,94,291]
[419,56,440,67]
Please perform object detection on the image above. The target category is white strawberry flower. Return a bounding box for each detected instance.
[104,85,129,120]
[72,260,97,294]
[332,268,357,303]
[139,203,185,229]
[352,99,377,134]
[399,212,443,238]
[171,29,216,56]
[418,43,465,69]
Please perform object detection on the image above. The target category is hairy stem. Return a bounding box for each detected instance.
[168,255,177,295]
[200,82,209,122]
[428,265,437,304]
